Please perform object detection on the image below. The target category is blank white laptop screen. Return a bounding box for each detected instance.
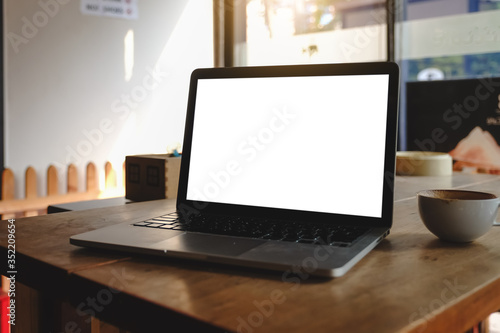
[186,74,389,218]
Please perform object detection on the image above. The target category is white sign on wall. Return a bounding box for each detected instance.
[398,10,500,60]
[81,0,138,20]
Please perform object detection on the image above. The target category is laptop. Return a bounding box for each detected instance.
[70,62,400,278]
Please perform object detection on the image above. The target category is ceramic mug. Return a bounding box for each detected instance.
[417,189,499,242]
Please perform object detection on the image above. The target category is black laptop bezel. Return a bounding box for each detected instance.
[176,62,400,228]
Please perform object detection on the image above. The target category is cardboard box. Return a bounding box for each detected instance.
[125,154,181,201]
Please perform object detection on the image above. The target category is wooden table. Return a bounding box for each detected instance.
[2,173,500,333]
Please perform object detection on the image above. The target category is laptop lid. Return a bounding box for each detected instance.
[176,62,399,228]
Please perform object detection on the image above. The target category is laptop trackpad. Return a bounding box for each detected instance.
[152,233,266,257]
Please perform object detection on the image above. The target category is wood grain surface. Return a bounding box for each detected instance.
[2,173,500,332]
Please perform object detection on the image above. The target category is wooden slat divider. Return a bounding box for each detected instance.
[86,162,98,193]
[104,161,117,189]
[2,168,15,200]
[25,166,37,199]
[67,164,78,193]
[24,167,39,217]
[0,191,101,215]
[47,165,59,196]
[0,161,124,218]
[1,168,16,220]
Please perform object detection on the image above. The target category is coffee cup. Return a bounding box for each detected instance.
[417,189,499,243]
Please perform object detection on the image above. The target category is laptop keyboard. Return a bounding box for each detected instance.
[133,213,369,247]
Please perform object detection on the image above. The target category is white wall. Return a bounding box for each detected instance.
[4,0,213,198]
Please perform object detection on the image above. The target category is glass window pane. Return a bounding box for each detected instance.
[235,0,388,66]
[397,0,500,174]
[397,7,500,80]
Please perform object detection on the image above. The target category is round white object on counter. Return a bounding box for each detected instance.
[396,151,452,176]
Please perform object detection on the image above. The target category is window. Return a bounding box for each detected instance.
[396,0,500,154]
[398,0,500,81]
[146,166,160,187]
[232,0,388,66]
[128,164,140,184]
